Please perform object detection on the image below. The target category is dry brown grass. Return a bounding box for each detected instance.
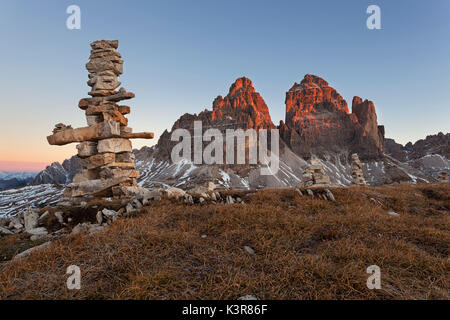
[0,183,449,300]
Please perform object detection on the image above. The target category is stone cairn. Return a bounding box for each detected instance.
[302,159,331,187]
[47,40,154,200]
[437,171,448,182]
[351,153,366,185]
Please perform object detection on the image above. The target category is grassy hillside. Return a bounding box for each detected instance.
[0,183,449,299]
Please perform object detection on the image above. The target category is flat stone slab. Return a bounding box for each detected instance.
[64,176,131,197]
[80,153,115,169]
[47,121,120,146]
[76,141,98,158]
[97,138,132,153]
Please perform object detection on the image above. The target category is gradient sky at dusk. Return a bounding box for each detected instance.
[0,0,449,171]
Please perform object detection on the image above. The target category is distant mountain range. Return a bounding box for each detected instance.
[384,132,449,178]
[26,75,450,189]
[0,74,448,217]
[32,156,80,185]
[0,171,37,190]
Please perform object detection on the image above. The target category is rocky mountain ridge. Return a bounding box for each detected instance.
[130,75,438,190]
[32,156,80,185]
[0,171,37,190]
[280,75,384,160]
[4,75,449,206]
[384,132,449,178]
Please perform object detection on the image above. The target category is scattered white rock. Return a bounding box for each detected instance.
[0,226,13,235]
[23,208,39,231]
[207,182,216,191]
[189,186,209,199]
[13,241,52,260]
[132,198,143,209]
[57,201,72,208]
[9,216,23,230]
[54,212,64,224]
[238,295,259,300]
[116,186,158,201]
[184,194,194,204]
[26,227,48,236]
[243,246,255,255]
[30,234,47,241]
[387,211,399,216]
[306,189,314,196]
[102,208,117,218]
[226,196,234,204]
[102,208,119,224]
[96,211,103,224]
[126,203,135,214]
[71,223,91,235]
[165,186,186,199]
[38,211,50,222]
[325,189,335,201]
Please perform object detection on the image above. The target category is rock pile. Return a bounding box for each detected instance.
[0,208,49,240]
[302,159,331,187]
[47,40,154,200]
[0,184,339,257]
[351,153,366,185]
[295,187,335,201]
[437,171,448,182]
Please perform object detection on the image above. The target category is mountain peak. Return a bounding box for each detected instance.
[228,77,255,96]
[288,74,331,93]
[285,74,349,123]
[282,75,385,160]
[211,77,274,129]
[300,74,329,88]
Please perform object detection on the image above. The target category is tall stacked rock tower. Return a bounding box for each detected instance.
[47,40,153,199]
[301,159,331,187]
[351,153,367,186]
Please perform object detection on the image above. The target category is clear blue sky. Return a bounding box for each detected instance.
[0,0,449,168]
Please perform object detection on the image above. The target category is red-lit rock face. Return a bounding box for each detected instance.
[154,77,275,162]
[211,77,275,130]
[281,74,384,160]
[285,74,349,127]
[154,74,384,163]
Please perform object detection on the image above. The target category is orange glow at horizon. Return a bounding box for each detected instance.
[0,161,50,172]
[0,137,156,172]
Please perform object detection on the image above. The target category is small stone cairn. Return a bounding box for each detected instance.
[302,159,331,187]
[351,153,366,185]
[47,40,154,200]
